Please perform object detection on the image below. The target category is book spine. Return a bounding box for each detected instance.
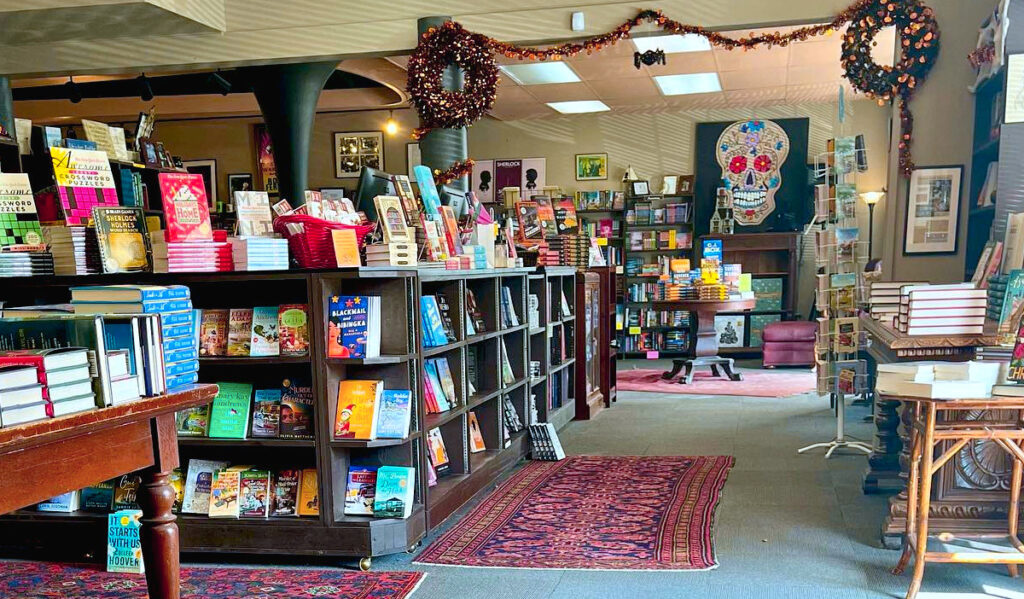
[165,359,199,377]
[166,371,198,389]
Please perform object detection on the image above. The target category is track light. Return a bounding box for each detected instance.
[384,110,398,136]
[136,73,154,102]
[64,77,82,104]
[207,71,231,95]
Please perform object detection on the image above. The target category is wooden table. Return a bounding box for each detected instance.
[891,395,1024,599]
[0,384,218,599]
[654,298,757,384]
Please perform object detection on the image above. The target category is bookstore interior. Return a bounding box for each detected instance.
[3,1,1024,598]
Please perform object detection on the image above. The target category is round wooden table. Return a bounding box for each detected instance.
[652,298,757,384]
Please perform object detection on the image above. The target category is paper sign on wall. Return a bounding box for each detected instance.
[520,158,546,199]
[471,159,495,204]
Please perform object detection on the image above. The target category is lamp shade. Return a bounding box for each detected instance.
[860,191,884,205]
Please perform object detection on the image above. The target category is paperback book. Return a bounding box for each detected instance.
[280,377,314,439]
[334,379,382,439]
[208,382,253,439]
[278,304,309,356]
[344,466,378,516]
[327,295,381,359]
[93,206,151,273]
[226,308,253,356]
[251,388,282,438]
[373,466,415,519]
[198,309,229,356]
[250,306,280,356]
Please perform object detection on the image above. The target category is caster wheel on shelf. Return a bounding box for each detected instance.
[359,557,372,571]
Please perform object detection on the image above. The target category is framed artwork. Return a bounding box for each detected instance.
[630,180,650,197]
[406,143,421,178]
[228,173,253,196]
[253,124,278,196]
[334,131,383,178]
[661,175,678,195]
[678,174,695,194]
[1005,53,1024,123]
[575,153,608,181]
[903,165,963,255]
[183,159,217,208]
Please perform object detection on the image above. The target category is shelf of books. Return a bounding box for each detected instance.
[965,67,1005,280]
[619,193,695,357]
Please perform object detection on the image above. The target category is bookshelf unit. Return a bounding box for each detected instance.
[619,193,695,358]
[575,272,604,420]
[535,267,577,431]
[964,68,1005,279]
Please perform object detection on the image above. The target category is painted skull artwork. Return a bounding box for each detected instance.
[715,119,790,226]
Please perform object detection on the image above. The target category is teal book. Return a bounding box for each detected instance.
[207,382,253,438]
[373,465,415,519]
[420,296,448,348]
[751,277,784,312]
[106,509,145,573]
[998,270,1024,343]
[423,360,450,411]
[748,314,782,348]
[374,390,412,439]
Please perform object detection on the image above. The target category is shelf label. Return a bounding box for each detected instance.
[628,326,641,335]
[596,237,608,246]
[646,351,659,360]
[615,322,623,331]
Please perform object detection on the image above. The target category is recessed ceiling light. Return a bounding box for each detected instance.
[546,100,611,114]
[500,62,581,85]
[653,73,722,96]
[632,34,711,54]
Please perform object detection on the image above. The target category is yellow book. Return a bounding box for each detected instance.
[207,470,240,518]
[334,380,382,440]
[331,228,361,267]
[298,468,319,516]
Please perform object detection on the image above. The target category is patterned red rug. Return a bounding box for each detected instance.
[415,455,734,570]
[617,368,815,398]
[0,561,424,598]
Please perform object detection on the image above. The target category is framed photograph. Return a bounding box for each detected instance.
[903,165,963,255]
[661,175,678,195]
[253,124,278,196]
[334,131,383,178]
[406,142,421,179]
[631,180,650,197]
[228,173,253,196]
[183,159,217,208]
[138,138,159,169]
[678,174,695,194]
[575,153,608,181]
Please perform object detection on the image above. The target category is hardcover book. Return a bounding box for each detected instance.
[207,382,253,439]
[112,473,141,511]
[239,470,272,518]
[82,480,115,512]
[159,172,213,242]
[373,466,415,519]
[0,173,43,247]
[327,295,380,358]
[420,296,449,348]
[226,308,253,356]
[50,147,119,226]
[208,470,241,518]
[468,411,486,453]
[423,360,451,411]
[181,459,228,514]
[251,388,281,438]
[93,206,151,273]
[175,404,209,436]
[250,306,280,356]
[198,309,229,356]
[334,379,382,439]
[374,195,411,243]
[234,191,274,237]
[427,428,450,475]
[278,304,309,356]
[272,469,300,517]
[106,510,145,574]
[344,466,378,516]
[374,389,412,439]
[280,377,315,439]
[515,201,542,239]
[297,468,319,516]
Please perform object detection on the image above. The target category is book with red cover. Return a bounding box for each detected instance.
[159,173,213,243]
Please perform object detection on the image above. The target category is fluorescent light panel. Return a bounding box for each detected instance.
[654,73,722,96]
[632,34,711,54]
[500,62,580,85]
[546,100,611,114]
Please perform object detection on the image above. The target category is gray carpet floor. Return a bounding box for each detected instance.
[368,363,1023,599]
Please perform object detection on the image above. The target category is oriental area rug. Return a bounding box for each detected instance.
[415,455,734,570]
[617,368,815,398]
[0,561,424,599]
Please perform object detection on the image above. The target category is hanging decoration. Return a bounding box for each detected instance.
[434,158,476,186]
[407,0,940,176]
[634,49,666,69]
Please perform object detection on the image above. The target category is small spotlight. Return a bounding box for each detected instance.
[64,77,82,104]
[207,71,231,95]
[384,110,398,136]
[137,74,154,102]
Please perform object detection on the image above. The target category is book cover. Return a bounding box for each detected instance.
[82,480,115,512]
[159,173,213,243]
[280,377,314,439]
[373,466,415,519]
[278,304,309,356]
[344,466,378,516]
[239,470,272,518]
[999,270,1024,343]
[439,205,463,255]
[234,191,274,237]
[0,173,43,248]
[420,296,448,348]
[427,428,450,475]
[331,229,361,267]
[297,468,319,516]
[251,388,281,438]
[375,196,411,243]
[424,360,451,411]
[374,389,412,439]
[93,206,151,273]
[198,309,229,356]
[272,469,300,517]
[515,201,542,239]
[106,510,145,574]
[50,147,119,226]
[554,199,579,235]
[834,317,859,353]
[433,358,459,409]
[468,411,486,453]
[1010,320,1024,383]
[208,470,241,518]
[327,295,373,358]
[207,382,253,439]
[434,293,457,342]
[112,474,141,511]
[751,278,784,312]
[250,306,280,356]
[334,379,382,439]
[175,404,209,436]
[226,308,253,356]
[534,196,557,237]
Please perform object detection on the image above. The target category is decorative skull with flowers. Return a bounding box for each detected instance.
[715,119,790,226]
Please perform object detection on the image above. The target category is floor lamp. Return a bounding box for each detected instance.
[860,191,884,258]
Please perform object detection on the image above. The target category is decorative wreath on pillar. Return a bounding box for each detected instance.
[408,1,940,179]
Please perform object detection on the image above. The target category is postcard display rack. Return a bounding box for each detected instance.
[797,137,873,458]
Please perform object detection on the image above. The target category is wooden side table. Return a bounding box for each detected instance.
[0,384,219,599]
[891,395,1024,599]
[653,298,756,384]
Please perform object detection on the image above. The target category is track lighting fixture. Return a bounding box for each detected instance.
[136,73,154,102]
[64,76,82,104]
[207,71,231,95]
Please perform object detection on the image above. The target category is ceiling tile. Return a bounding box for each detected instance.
[714,46,789,71]
[787,64,844,86]
[725,87,787,107]
[788,41,841,67]
[523,82,598,103]
[564,56,648,80]
[643,51,717,76]
[494,84,536,103]
[662,91,728,109]
[718,68,788,91]
[602,97,668,111]
[785,82,854,104]
[586,76,660,100]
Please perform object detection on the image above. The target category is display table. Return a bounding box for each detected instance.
[654,298,757,384]
[0,384,219,599]
[891,395,1024,599]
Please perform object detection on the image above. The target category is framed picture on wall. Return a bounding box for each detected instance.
[228,173,253,197]
[903,165,963,255]
[253,124,279,196]
[334,131,383,178]
[183,159,217,209]
[575,153,608,181]
[406,143,421,179]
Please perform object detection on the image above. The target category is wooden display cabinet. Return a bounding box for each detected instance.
[575,272,604,420]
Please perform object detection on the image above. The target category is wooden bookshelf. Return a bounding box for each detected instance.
[575,272,604,420]
[965,68,1005,279]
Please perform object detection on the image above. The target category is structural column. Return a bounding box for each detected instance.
[245,61,338,204]
[0,76,15,138]
[417,16,469,192]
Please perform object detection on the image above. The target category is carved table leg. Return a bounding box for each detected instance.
[661,360,684,380]
[137,469,180,599]
[864,394,904,495]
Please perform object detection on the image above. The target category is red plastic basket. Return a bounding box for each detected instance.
[273,214,376,269]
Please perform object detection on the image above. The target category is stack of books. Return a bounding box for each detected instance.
[0,347,94,426]
[897,284,987,335]
[228,237,289,271]
[462,245,487,269]
[868,282,923,323]
[43,226,101,275]
[528,423,566,461]
[876,361,1001,399]
[152,230,233,273]
[0,247,54,277]
[0,363,49,426]
[364,243,417,267]
[988,274,1009,322]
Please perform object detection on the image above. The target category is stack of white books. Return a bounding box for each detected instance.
[876,360,1002,399]
[228,237,289,271]
[897,283,987,335]
[869,281,924,325]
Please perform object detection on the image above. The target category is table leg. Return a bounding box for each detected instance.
[693,308,719,359]
[1008,436,1023,579]
[893,402,922,576]
[682,362,695,385]
[661,360,684,380]
[906,403,936,599]
[720,358,743,381]
[137,469,180,599]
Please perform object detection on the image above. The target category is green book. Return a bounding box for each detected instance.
[208,382,253,439]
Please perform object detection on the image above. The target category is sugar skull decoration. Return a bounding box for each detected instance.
[715,119,790,226]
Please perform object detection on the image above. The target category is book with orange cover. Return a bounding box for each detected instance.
[468,412,486,453]
[297,468,319,516]
[331,229,361,267]
[334,379,382,439]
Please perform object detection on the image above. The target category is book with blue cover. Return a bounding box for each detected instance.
[163,322,195,340]
[164,347,198,364]
[420,296,448,348]
[70,285,190,303]
[72,298,192,314]
[166,371,198,390]
[165,359,198,377]
[251,388,281,438]
[374,390,412,439]
[433,358,459,409]
[161,311,193,326]
[423,360,450,411]
[413,165,441,216]
[106,509,145,574]
[373,465,415,519]
[327,295,380,359]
